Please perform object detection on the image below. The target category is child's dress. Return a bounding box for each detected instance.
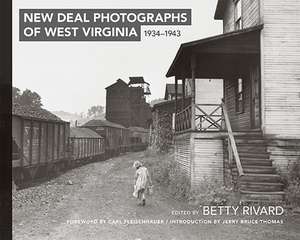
[133,166,149,198]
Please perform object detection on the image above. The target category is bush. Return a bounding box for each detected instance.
[167,163,191,199]
[143,151,190,199]
[188,177,234,206]
[284,161,300,207]
[143,151,234,203]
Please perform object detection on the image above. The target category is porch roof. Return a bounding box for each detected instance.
[166,25,263,78]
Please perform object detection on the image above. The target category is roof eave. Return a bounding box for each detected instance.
[166,45,184,78]
[13,113,68,124]
[166,24,264,78]
[214,0,226,20]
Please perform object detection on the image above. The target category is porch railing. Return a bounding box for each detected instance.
[195,104,224,131]
[175,105,192,132]
[174,102,244,176]
[175,103,224,132]
[222,103,244,176]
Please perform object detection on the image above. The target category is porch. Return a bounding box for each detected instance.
[165,25,285,201]
[169,25,263,135]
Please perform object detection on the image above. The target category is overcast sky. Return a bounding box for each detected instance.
[13,0,222,114]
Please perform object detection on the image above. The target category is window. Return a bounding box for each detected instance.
[236,78,244,113]
[234,0,242,30]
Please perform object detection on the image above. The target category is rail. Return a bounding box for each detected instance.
[175,103,224,132]
[195,104,223,131]
[175,105,192,132]
[222,102,244,176]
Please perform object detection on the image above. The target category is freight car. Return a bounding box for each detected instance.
[69,127,105,165]
[12,103,70,184]
[12,104,149,187]
[81,119,130,157]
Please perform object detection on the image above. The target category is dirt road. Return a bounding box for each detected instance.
[13,152,300,240]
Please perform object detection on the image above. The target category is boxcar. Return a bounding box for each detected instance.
[69,127,105,164]
[12,103,70,183]
[81,119,130,157]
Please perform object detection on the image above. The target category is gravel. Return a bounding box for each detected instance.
[12,163,95,210]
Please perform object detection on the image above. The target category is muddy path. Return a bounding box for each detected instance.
[13,152,300,240]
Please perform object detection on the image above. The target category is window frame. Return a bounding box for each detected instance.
[236,77,245,114]
[234,0,243,30]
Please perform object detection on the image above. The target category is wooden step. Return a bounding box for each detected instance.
[235,141,267,145]
[236,147,267,153]
[235,139,266,144]
[234,132,263,139]
[240,190,285,202]
[238,152,270,158]
[240,174,281,183]
[232,166,276,174]
[239,182,284,192]
[233,159,272,166]
[241,159,272,166]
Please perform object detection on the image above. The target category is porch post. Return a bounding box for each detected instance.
[175,76,178,113]
[182,78,185,109]
[191,55,196,130]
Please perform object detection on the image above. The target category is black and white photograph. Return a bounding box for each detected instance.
[7,0,300,239]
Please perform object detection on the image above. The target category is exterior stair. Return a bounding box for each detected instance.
[228,134,285,203]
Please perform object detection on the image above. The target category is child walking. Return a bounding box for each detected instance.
[132,161,153,206]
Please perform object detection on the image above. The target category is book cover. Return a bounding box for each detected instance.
[8,0,300,239]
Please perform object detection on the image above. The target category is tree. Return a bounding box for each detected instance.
[87,105,104,118]
[12,87,43,108]
[12,87,21,104]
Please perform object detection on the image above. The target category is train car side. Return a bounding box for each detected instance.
[12,103,150,187]
[81,119,130,158]
[12,105,70,184]
[69,127,105,166]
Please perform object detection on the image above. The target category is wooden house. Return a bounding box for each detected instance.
[164,84,182,100]
[105,78,152,128]
[128,126,149,144]
[166,0,300,201]
[105,79,131,128]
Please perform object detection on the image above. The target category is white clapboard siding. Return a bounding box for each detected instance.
[191,138,224,187]
[195,79,223,104]
[174,133,191,177]
[263,0,300,139]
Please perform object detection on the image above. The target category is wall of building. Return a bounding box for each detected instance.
[262,0,300,139]
[222,0,260,33]
[174,133,224,188]
[174,133,191,178]
[106,84,131,127]
[191,134,224,187]
[223,0,235,33]
[224,77,252,130]
[195,79,223,104]
[106,83,152,129]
